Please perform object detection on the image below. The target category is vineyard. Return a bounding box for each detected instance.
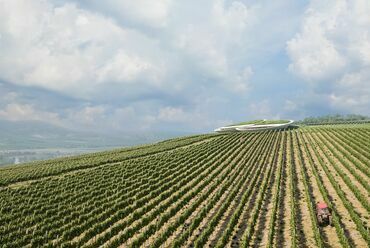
[0,124,369,247]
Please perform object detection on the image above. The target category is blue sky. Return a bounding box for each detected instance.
[0,0,369,133]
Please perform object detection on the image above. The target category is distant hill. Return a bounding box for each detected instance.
[0,120,195,165]
[0,120,192,150]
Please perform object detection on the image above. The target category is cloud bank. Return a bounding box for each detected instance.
[287,0,370,115]
[0,0,368,133]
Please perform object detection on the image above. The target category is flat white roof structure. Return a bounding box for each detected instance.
[214,120,295,133]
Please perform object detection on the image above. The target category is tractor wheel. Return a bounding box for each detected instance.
[317,216,322,226]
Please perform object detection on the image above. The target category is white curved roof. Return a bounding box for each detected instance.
[215,120,294,132]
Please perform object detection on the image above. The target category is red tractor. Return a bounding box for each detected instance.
[316,202,332,226]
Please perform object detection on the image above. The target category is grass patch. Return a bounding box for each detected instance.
[227,119,290,126]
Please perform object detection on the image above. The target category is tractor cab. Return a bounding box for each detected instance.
[316,202,332,226]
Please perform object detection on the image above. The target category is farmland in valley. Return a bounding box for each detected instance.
[0,124,369,247]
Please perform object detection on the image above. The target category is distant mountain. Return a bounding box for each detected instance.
[0,120,193,150]
[0,120,115,150]
[0,119,195,166]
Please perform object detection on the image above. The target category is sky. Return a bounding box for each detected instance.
[0,0,369,133]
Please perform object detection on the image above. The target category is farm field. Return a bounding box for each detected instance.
[0,125,369,247]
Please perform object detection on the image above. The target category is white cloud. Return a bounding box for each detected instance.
[173,0,254,93]
[66,105,106,126]
[0,103,61,124]
[0,0,256,101]
[97,51,163,85]
[248,100,272,119]
[284,99,298,112]
[331,70,370,114]
[154,105,230,131]
[85,0,172,28]
[229,67,253,93]
[0,0,300,100]
[111,106,155,130]
[157,106,187,123]
[0,0,165,99]
[287,0,370,113]
[286,2,347,80]
[212,0,251,41]
[4,0,359,133]
[287,33,345,81]
[3,92,18,102]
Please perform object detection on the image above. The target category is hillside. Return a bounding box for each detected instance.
[0,124,369,247]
